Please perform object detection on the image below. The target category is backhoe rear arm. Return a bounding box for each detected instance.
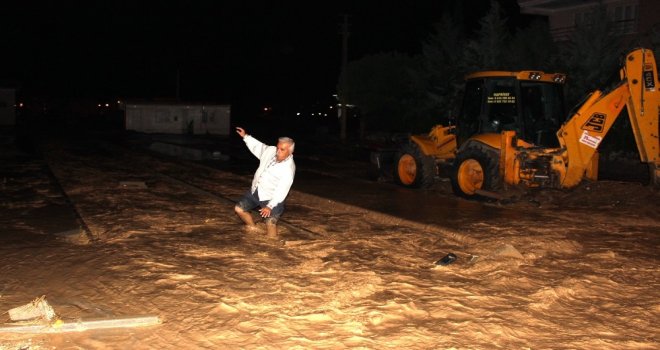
[556,48,659,188]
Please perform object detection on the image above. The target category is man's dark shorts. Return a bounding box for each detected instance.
[235,189,284,224]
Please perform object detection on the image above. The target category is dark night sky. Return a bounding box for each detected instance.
[0,1,524,112]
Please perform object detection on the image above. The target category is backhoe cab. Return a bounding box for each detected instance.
[390,48,659,199]
[392,69,568,189]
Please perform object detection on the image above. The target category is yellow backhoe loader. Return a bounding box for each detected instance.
[380,47,659,199]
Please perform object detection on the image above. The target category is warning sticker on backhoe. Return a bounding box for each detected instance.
[487,92,516,104]
[643,65,656,90]
[579,130,603,149]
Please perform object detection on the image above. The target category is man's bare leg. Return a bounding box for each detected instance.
[235,206,256,228]
[266,222,278,237]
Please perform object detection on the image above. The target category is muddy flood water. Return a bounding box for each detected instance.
[1,133,658,350]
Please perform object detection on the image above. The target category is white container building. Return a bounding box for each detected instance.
[124,102,231,135]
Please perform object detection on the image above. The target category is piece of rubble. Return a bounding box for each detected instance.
[492,244,524,259]
[119,181,148,189]
[8,295,56,322]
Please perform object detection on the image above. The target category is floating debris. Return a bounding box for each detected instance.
[434,253,457,266]
[119,181,148,189]
[8,295,56,322]
[2,296,161,334]
[0,315,161,334]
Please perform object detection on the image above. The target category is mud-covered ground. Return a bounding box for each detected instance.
[1,131,658,349]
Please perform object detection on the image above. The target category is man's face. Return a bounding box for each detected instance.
[275,141,292,162]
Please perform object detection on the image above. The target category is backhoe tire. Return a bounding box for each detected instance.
[450,143,502,199]
[393,143,436,188]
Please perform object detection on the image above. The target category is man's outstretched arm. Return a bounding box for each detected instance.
[236,127,269,158]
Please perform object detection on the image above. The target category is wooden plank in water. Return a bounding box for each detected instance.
[0,315,161,333]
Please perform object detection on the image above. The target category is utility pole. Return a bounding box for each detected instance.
[176,68,181,101]
[339,14,350,141]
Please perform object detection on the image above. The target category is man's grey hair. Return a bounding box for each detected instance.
[279,137,295,153]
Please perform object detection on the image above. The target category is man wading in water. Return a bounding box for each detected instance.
[234,127,296,237]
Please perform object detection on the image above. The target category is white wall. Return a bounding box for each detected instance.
[125,104,231,135]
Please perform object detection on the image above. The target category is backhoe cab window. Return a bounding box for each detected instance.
[456,80,483,144]
[457,78,519,143]
[520,82,564,146]
[485,79,518,132]
[457,77,566,147]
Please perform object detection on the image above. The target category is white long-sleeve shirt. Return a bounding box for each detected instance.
[243,135,296,209]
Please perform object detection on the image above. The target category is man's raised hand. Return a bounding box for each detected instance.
[236,127,247,138]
